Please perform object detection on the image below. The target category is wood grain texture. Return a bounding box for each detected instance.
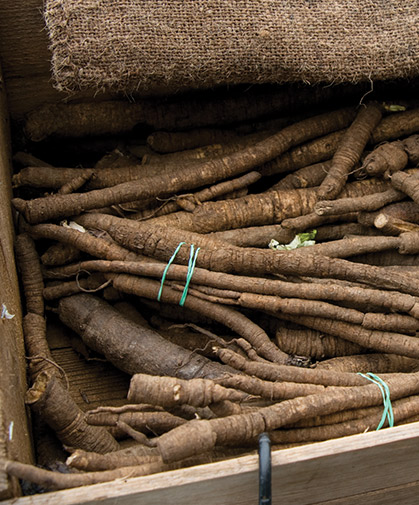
[320,480,419,505]
[1,423,419,504]
[0,1,110,119]
[45,314,130,410]
[0,66,34,499]
[50,346,130,411]
[0,0,58,119]
[0,0,51,78]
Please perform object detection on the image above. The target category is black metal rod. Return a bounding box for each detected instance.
[258,432,272,505]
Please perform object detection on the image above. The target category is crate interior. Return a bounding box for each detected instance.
[3,78,419,498]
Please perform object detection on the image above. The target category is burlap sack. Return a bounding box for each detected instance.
[44,1,419,94]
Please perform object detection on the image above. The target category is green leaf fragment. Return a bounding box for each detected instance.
[269,230,317,251]
[382,103,406,112]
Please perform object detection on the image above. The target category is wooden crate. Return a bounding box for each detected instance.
[1,84,419,505]
[1,3,419,502]
[3,425,419,505]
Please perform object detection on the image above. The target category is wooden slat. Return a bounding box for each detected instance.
[50,347,130,411]
[0,408,9,500]
[269,423,419,504]
[0,0,112,119]
[1,422,419,504]
[320,480,419,505]
[0,0,51,79]
[0,66,34,499]
[0,0,60,119]
[45,315,130,410]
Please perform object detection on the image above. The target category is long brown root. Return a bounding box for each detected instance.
[58,293,232,378]
[156,371,419,463]
[128,374,247,408]
[25,372,119,454]
[317,102,383,200]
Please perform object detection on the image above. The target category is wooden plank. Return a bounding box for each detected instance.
[320,480,419,505]
[0,0,51,79]
[0,66,34,499]
[0,408,9,499]
[269,422,419,504]
[50,346,130,411]
[0,0,111,119]
[45,315,130,410]
[2,422,419,505]
[0,0,60,119]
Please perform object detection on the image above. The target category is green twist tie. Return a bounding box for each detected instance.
[157,242,185,302]
[179,244,200,307]
[358,372,394,430]
[157,242,200,306]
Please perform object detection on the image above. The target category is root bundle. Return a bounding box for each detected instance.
[8,89,419,492]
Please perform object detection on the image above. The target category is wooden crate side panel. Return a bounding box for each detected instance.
[0,68,34,499]
[0,1,104,119]
[0,0,53,119]
[2,423,419,505]
[0,0,51,78]
[320,480,419,505]
[269,423,419,504]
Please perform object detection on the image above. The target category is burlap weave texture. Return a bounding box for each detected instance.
[44,1,419,94]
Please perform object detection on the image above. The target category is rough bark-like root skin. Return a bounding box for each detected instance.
[157,420,217,463]
[25,372,120,454]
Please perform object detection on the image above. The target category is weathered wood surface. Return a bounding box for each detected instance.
[51,347,130,410]
[0,1,95,118]
[0,0,117,119]
[1,423,419,505]
[0,0,55,118]
[0,67,33,499]
[319,481,419,505]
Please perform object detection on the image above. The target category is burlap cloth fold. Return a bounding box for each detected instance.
[44,0,419,94]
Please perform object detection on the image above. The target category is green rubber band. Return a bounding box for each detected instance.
[157,242,185,302]
[358,372,394,430]
[179,245,200,307]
